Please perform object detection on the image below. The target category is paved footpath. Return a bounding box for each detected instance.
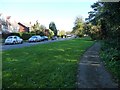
[77,42,118,88]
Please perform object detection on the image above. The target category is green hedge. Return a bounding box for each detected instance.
[100,41,120,86]
[2,32,36,40]
[20,33,36,40]
[2,33,20,39]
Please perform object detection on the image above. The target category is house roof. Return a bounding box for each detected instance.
[18,22,29,28]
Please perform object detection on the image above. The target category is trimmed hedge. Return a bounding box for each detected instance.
[21,33,36,40]
[2,33,20,39]
[2,32,36,40]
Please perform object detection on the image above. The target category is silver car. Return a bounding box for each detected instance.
[5,36,23,45]
[28,35,42,42]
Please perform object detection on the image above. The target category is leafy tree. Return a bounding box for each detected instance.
[40,25,46,32]
[31,20,46,35]
[86,1,120,85]
[49,22,57,36]
[86,2,120,40]
[48,29,54,38]
[31,20,40,33]
[66,31,71,35]
[72,16,84,37]
[59,30,66,36]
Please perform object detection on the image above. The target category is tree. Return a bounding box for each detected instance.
[48,29,54,38]
[87,2,120,40]
[40,25,46,32]
[66,31,71,35]
[31,20,40,33]
[49,22,57,36]
[59,30,66,36]
[31,20,46,35]
[72,16,84,37]
[86,1,120,86]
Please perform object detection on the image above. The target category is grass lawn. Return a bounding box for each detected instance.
[2,37,94,88]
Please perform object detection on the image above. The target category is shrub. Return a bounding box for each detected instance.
[21,33,36,40]
[2,33,20,39]
[9,33,20,37]
[100,41,120,85]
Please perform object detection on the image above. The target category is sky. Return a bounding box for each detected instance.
[0,0,99,31]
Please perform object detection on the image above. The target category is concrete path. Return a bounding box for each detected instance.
[77,42,118,88]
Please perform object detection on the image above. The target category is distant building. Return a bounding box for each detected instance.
[18,22,29,32]
[0,13,19,33]
[44,29,49,36]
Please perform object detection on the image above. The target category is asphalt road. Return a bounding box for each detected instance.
[1,38,72,51]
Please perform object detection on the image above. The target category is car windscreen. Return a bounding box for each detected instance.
[7,37,13,39]
[31,36,37,38]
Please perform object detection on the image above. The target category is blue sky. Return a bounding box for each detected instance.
[1,0,98,31]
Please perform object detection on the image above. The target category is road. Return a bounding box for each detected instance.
[1,38,71,51]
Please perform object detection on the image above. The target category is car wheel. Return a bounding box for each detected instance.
[13,41,16,44]
[21,41,23,44]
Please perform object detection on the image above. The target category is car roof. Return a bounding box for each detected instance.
[36,35,40,36]
[8,36,19,37]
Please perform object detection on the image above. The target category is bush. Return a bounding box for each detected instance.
[9,33,20,37]
[100,41,120,85]
[2,33,20,39]
[2,32,40,40]
[21,33,36,40]
[39,31,45,36]
[77,34,83,37]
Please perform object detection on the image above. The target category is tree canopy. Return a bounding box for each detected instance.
[85,2,120,41]
[31,20,46,35]
[72,16,84,37]
[85,2,120,85]
[49,22,57,36]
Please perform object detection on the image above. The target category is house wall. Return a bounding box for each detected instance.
[19,25,25,32]
[44,29,49,36]
[19,26,29,32]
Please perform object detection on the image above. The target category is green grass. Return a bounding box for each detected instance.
[100,41,120,85]
[2,38,94,88]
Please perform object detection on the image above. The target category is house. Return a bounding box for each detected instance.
[18,22,29,32]
[44,29,49,36]
[0,13,19,33]
[0,14,11,33]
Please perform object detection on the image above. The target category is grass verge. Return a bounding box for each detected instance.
[2,38,94,88]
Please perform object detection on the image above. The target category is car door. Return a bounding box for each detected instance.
[13,36,17,43]
[17,36,20,43]
[37,36,40,41]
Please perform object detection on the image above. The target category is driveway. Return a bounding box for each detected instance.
[1,38,72,51]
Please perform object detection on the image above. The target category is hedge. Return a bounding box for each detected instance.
[21,33,36,40]
[2,33,20,39]
[2,32,36,40]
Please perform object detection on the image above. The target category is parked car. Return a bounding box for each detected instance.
[41,36,48,41]
[5,36,23,45]
[52,36,58,40]
[28,35,42,42]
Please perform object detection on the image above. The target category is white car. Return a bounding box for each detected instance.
[28,35,42,42]
[52,36,58,40]
[5,36,23,45]
[41,36,48,41]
